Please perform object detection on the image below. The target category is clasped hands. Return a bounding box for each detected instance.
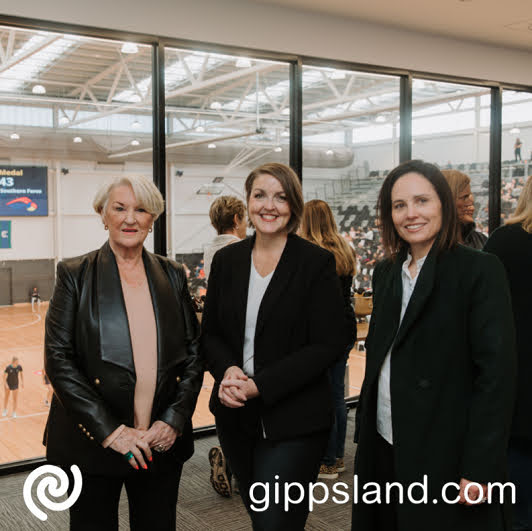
[110,420,180,470]
[218,366,259,408]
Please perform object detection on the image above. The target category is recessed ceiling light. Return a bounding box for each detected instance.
[196,126,205,132]
[58,116,69,125]
[10,133,20,140]
[131,139,140,146]
[121,42,139,54]
[326,149,334,156]
[208,143,216,149]
[281,107,290,116]
[274,146,282,153]
[210,101,222,110]
[375,115,387,123]
[32,84,46,95]
[73,136,82,143]
[281,129,290,137]
[235,57,252,68]
[131,120,141,129]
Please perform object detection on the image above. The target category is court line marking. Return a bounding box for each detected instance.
[0,313,42,332]
[0,411,48,422]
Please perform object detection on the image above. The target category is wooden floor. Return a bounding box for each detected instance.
[0,303,366,466]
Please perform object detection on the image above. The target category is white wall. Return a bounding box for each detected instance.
[1,0,532,86]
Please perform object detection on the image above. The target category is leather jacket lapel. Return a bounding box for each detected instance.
[97,241,135,373]
[142,250,186,383]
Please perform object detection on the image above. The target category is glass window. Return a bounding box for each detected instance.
[302,66,400,399]
[501,90,532,224]
[163,48,290,428]
[412,79,491,237]
[0,26,153,465]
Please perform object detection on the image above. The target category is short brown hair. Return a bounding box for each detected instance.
[441,169,471,203]
[244,163,303,234]
[377,160,459,259]
[209,195,246,235]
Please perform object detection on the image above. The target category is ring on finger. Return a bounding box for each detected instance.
[154,444,166,452]
[123,451,134,461]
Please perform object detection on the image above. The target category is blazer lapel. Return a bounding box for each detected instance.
[232,236,253,356]
[393,244,438,350]
[97,241,135,373]
[142,250,186,385]
[255,233,296,338]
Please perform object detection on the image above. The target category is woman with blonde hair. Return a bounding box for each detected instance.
[484,175,532,531]
[300,199,357,479]
[441,169,487,249]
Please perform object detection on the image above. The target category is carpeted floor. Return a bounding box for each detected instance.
[0,410,358,530]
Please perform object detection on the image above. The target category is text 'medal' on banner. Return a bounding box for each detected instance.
[0,166,48,217]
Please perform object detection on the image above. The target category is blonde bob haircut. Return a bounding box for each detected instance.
[93,175,165,220]
[300,199,356,276]
[507,175,532,233]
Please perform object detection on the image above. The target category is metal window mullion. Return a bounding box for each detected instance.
[488,87,502,234]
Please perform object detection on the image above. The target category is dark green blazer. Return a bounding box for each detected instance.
[353,243,516,531]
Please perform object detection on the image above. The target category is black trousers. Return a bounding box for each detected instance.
[65,456,183,531]
[218,421,328,531]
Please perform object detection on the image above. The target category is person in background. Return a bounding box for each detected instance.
[299,199,357,480]
[353,160,516,531]
[202,163,345,530]
[30,286,41,313]
[514,137,522,162]
[203,195,247,280]
[203,195,247,497]
[441,169,487,249]
[3,356,23,418]
[44,175,203,530]
[484,175,532,531]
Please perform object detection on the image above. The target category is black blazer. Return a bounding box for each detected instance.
[353,244,516,531]
[484,223,532,443]
[201,233,346,441]
[44,241,203,476]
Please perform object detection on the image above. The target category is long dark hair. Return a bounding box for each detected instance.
[377,160,459,259]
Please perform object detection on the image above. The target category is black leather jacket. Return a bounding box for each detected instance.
[44,241,203,476]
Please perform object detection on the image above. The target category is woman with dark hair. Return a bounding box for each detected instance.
[299,199,357,479]
[353,160,516,531]
[484,175,532,531]
[441,169,487,249]
[201,163,346,530]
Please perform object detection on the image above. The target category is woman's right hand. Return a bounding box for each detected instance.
[219,366,248,408]
[109,427,153,470]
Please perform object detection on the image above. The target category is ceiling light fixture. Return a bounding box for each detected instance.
[131,139,140,146]
[326,149,334,156]
[58,116,69,125]
[274,146,282,153]
[130,94,142,103]
[375,115,387,123]
[210,101,222,110]
[281,107,290,116]
[281,129,290,137]
[131,120,142,129]
[196,125,205,132]
[330,70,346,80]
[510,127,520,134]
[208,143,216,149]
[121,42,139,54]
[235,57,252,68]
[73,136,82,143]
[32,84,46,95]
[10,133,20,140]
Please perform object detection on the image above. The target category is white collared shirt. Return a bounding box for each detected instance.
[376,252,428,444]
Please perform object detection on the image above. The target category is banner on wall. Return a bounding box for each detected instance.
[0,221,11,249]
[0,166,48,216]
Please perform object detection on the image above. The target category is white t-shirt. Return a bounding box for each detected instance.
[242,257,274,376]
[376,253,427,444]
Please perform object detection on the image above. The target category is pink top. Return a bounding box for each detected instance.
[102,276,157,447]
